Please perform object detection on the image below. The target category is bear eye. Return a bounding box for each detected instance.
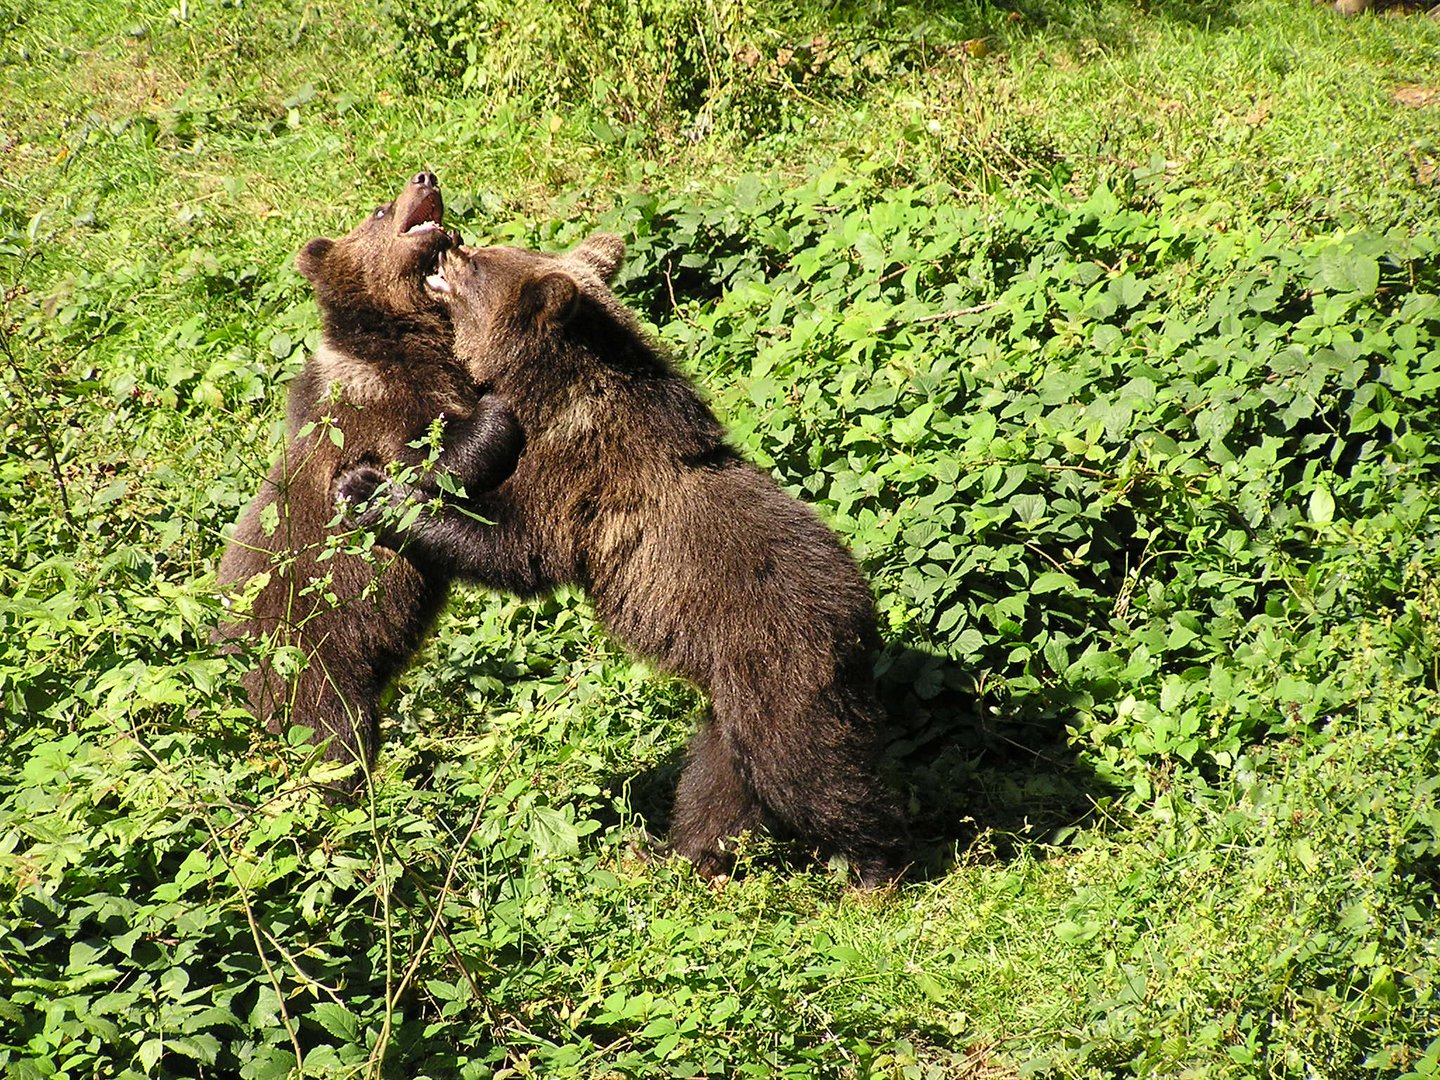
[373,207,386,219]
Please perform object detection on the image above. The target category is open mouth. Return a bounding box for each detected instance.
[425,248,456,295]
[399,187,444,236]
[418,228,461,292]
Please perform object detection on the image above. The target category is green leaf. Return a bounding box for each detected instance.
[138,1039,165,1073]
[1010,493,1047,525]
[853,231,886,272]
[1031,570,1075,593]
[527,804,582,857]
[1308,484,1335,525]
[170,1035,220,1064]
[891,401,935,445]
[952,628,986,655]
[308,1002,361,1042]
[1109,272,1146,309]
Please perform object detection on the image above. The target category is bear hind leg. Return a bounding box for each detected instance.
[290,654,379,798]
[669,721,764,880]
[729,700,905,888]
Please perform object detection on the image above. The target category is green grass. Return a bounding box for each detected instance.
[3,0,1440,1076]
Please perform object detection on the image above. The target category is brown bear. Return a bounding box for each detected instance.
[217,172,523,780]
[335,234,904,885]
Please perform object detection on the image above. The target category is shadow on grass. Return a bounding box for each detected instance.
[876,644,1106,880]
[775,0,1243,56]
[601,642,1109,883]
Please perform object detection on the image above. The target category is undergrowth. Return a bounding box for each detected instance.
[3,0,1440,1076]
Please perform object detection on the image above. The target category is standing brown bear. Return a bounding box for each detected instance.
[336,234,904,884]
[217,173,522,779]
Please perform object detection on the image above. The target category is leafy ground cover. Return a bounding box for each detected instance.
[3,0,1440,1076]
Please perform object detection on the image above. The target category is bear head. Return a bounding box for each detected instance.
[296,171,459,360]
[422,232,629,396]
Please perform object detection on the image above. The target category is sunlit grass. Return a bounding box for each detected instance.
[2,0,1438,1075]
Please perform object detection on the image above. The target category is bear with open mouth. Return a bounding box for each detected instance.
[217,172,523,784]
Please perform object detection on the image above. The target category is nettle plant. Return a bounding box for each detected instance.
[589,173,1440,801]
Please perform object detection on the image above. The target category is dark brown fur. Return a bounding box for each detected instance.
[216,174,521,777]
[338,235,903,882]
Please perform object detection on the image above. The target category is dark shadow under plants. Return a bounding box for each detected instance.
[877,645,1107,878]
[596,644,1108,884]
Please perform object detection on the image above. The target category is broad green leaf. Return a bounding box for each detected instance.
[308,1002,361,1042]
[1309,484,1335,524]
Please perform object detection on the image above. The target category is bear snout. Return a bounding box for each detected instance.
[395,173,444,237]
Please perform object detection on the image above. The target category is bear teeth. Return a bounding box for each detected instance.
[405,220,441,236]
[425,271,450,294]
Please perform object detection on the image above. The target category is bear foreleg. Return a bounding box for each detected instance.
[428,395,524,495]
[333,464,547,593]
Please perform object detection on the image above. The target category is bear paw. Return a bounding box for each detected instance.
[333,465,387,521]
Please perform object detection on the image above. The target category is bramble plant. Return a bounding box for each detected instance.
[3,0,1440,1076]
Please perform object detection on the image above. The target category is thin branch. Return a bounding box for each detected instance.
[367,740,523,1077]
[953,457,1116,481]
[1037,462,1110,479]
[388,872,493,1002]
[1020,539,1069,576]
[879,299,999,334]
[663,260,697,328]
[877,263,912,286]
[199,814,308,1069]
[367,752,397,1080]
[394,741,523,1003]
[121,720,308,1067]
[369,671,586,1075]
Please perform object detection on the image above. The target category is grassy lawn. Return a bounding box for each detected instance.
[3,0,1440,1076]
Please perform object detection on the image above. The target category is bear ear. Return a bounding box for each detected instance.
[568,233,625,285]
[520,271,579,329]
[296,237,334,283]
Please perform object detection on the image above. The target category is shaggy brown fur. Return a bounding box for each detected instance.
[337,234,903,883]
[217,173,521,777]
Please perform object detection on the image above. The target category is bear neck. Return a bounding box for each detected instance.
[320,305,452,369]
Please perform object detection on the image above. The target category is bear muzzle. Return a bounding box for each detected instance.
[395,173,445,238]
